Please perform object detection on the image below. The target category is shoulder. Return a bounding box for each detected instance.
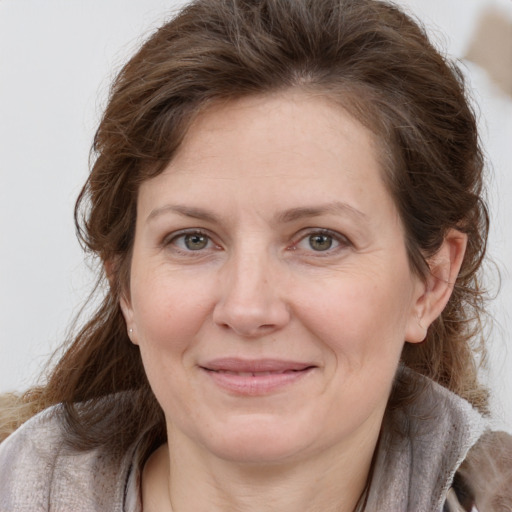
[0,404,136,512]
[0,406,63,510]
[369,368,512,511]
[402,372,512,511]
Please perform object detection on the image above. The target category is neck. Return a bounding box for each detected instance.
[142,427,379,512]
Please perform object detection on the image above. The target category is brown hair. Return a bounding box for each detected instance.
[15,0,490,450]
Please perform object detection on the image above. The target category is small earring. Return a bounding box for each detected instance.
[128,328,133,335]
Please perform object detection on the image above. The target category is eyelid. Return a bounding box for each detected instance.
[162,228,221,252]
[160,227,351,254]
[289,228,352,252]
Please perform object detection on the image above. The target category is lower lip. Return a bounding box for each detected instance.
[201,368,315,396]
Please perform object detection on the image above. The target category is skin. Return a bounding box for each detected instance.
[120,91,466,512]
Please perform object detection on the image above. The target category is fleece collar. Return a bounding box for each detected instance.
[364,368,487,512]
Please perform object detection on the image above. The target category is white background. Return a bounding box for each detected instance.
[1,0,511,430]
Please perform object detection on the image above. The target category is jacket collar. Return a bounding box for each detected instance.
[365,368,486,512]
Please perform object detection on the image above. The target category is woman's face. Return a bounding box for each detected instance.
[121,91,426,464]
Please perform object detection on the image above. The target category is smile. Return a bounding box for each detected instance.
[211,369,305,376]
[199,359,316,395]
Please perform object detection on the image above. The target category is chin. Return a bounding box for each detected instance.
[199,416,316,465]
[212,439,306,466]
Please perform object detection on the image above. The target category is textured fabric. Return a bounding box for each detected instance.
[365,372,486,511]
[0,406,139,512]
[443,488,475,512]
[0,371,507,512]
[452,430,512,511]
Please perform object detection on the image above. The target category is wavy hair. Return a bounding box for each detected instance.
[11,0,489,450]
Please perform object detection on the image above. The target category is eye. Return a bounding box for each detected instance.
[292,229,350,253]
[165,230,216,252]
[308,233,334,251]
[182,232,210,251]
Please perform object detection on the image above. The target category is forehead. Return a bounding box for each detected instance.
[137,91,398,225]
[171,92,382,176]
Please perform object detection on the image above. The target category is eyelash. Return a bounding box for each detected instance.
[162,228,352,256]
[163,229,219,255]
[289,229,352,255]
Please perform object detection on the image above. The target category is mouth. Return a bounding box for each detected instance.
[199,358,316,395]
[207,369,310,376]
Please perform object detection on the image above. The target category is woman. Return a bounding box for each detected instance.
[0,0,510,510]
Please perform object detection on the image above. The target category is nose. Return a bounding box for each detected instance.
[212,248,291,338]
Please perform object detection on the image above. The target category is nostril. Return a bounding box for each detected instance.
[212,292,291,337]
[216,318,280,338]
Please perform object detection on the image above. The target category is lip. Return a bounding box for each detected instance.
[199,358,317,396]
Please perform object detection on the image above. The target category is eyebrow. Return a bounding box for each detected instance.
[147,204,219,223]
[146,201,367,224]
[274,202,367,224]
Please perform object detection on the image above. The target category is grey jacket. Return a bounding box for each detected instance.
[0,371,509,511]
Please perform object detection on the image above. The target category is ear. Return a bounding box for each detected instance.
[119,292,138,345]
[405,229,467,343]
[104,260,138,345]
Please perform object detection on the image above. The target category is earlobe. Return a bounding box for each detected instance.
[105,259,138,345]
[120,293,138,345]
[405,229,467,343]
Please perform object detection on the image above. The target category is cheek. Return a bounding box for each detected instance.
[293,271,413,364]
[128,274,214,417]
[130,270,214,353]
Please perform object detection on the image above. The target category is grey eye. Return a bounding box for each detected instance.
[184,233,209,250]
[308,234,333,251]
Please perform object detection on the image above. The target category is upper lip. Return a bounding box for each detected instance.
[200,358,316,373]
